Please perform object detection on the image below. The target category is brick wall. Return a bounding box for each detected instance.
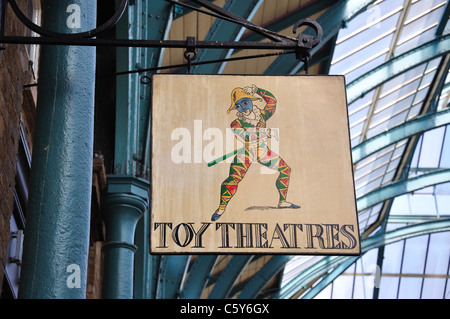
[0,0,36,295]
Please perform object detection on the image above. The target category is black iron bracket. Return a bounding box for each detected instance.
[0,0,323,72]
[184,36,197,73]
[293,19,323,74]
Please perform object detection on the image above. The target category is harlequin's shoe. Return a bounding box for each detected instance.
[211,209,225,221]
[277,201,301,209]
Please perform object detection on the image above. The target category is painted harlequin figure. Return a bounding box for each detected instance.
[211,84,300,221]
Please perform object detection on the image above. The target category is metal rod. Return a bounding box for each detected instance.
[0,0,323,68]
[0,35,299,50]
[112,50,294,76]
[0,0,323,63]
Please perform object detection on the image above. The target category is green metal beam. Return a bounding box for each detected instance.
[19,0,96,299]
[347,34,450,104]
[302,256,359,299]
[156,256,190,298]
[237,255,291,299]
[428,55,450,113]
[357,168,450,212]
[264,0,376,75]
[114,0,173,176]
[190,0,264,74]
[172,0,215,18]
[352,107,450,163]
[436,0,450,36]
[179,255,219,299]
[298,218,450,299]
[132,0,174,300]
[141,0,174,74]
[388,214,448,223]
[103,0,171,300]
[208,255,253,299]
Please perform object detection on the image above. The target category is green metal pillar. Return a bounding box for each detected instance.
[108,0,172,299]
[101,176,149,299]
[19,1,96,299]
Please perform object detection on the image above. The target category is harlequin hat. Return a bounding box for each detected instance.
[227,88,261,113]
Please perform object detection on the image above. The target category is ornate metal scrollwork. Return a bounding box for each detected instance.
[6,0,127,38]
[0,0,323,74]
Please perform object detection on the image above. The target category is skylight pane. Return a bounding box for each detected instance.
[381,167,397,185]
[425,232,450,274]
[331,275,354,299]
[356,176,384,197]
[378,276,400,298]
[398,2,444,44]
[341,52,389,84]
[405,0,447,23]
[422,278,446,298]
[395,26,438,55]
[336,0,404,42]
[355,150,395,183]
[401,235,428,274]
[348,90,374,112]
[358,209,372,228]
[381,240,404,273]
[350,124,365,145]
[390,194,411,214]
[349,107,370,129]
[369,111,410,138]
[408,194,438,214]
[398,277,423,298]
[438,126,450,166]
[435,190,450,211]
[369,94,416,132]
[418,127,446,167]
[332,23,397,65]
[376,78,422,111]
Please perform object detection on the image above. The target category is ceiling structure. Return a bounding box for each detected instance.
[146,0,450,299]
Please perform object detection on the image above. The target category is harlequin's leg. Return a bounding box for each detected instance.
[211,150,252,221]
[259,148,300,209]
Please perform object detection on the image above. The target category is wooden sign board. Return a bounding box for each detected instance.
[150,74,360,255]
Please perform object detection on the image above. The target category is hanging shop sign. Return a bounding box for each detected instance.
[150,74,360,255]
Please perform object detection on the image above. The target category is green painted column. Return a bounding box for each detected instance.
[19,1,96,298]
[101,176,149,299]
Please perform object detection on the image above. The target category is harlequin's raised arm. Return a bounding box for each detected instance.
[255,87,277,126]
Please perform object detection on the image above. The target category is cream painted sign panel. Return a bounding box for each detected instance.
[150,74,360,255]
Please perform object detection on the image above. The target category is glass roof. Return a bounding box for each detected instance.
[281,0,450,299]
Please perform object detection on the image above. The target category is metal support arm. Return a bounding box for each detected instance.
[0,0,323,68]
